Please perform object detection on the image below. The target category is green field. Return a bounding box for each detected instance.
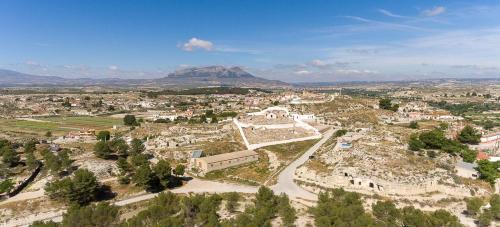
[0,116,122,137]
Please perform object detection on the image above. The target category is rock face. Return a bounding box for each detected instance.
[157,66,288,88]
[168,66,253,79]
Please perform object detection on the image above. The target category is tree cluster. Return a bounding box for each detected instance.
[0,139,19,167]
[123,114,139,126]
[466,195,500,226]
[93,137,141,159]
[379,98,399,112]
[44,169,103,205]
[31,202,119,227]
[408,129,477,163]
[457,125,481,145]
[312,188,462,227]
[41,148,72,175]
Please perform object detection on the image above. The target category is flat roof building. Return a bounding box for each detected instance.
[192,150,259,174]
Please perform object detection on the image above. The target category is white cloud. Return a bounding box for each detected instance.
[310,59,327,66]
[378,9,407,19]
[422,6,446,17]
[182,38,214,51]
[25,60,42,67]
[336,69,379,75]
[108,65,118,71]
[295,70,311,75]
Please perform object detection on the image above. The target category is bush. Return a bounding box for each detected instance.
[476,160,499,186]
[458,125,481,145]
[426,150,437,158]
[334,129,348,137]
[408,134,424,151]
[409,121,419,129]
[0,179,14,194]
[123,115,138,126]
[225,192,240,213]
[419,129,446,149]
[94,141,112,159]
[466,197,484,216]
[96,131,111,142]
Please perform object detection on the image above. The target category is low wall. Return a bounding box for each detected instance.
[8,162,43,197]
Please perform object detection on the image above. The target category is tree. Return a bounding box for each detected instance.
[45,169,101,205]
[476,160,499,185]
[133,164,156,190]
[466,197,484,216]
[334,129,348,137]
[69,169,101,205]
[41,149,62,174]
[458,125,481,144]
[94,141,112,159]
[461,149,477,163]
[439,122,449,130]
[483,120,494,130]
[130,154,149,168]
[130,138,145,155]
[0,179,14,194]
[173,164,185,176]
[428,209,462,227]
[408,134,424,151]
[2,146,20,167]
[419,129,446,149]
[379,98,392,110]
[96,131,111,142]
[372,200,400,225]
[24,140,37,154]
[409,121,419,129]
[61,203,119,227]
[116,157,131,175]
[45,131,52,138]
[108,138,129,156]
[58,149,72,171]
[312,188,376,227]
[278,193,296,227]
[153,159,171,187]
[123,115,138,126]
[26,151,39,170]
[225,192,240,213]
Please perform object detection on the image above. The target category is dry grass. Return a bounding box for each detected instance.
[106,181,144,200]
[263,139,318,162]
[203,150,270,185]
[305,159,330,174]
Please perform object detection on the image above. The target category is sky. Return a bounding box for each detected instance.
[1,0,500,82]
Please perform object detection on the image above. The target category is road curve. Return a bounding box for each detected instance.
[1,178,258,227]
[271,129,334,201]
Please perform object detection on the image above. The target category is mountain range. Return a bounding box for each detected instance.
[0,66,288,88]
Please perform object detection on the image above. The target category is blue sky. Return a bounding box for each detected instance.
[1,0,500,82]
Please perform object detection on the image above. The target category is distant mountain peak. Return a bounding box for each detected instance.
[168,66,254,78]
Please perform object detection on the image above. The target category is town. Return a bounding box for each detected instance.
[0,80,498,226]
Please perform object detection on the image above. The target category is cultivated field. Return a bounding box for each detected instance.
[0,116,122,137]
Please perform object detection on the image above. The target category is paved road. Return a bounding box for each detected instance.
[1,178,258,227]
[271,129,334,201]
[2,130,333,226]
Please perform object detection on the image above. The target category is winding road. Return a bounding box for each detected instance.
[271,129,334,201]
[1,129,334,226]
